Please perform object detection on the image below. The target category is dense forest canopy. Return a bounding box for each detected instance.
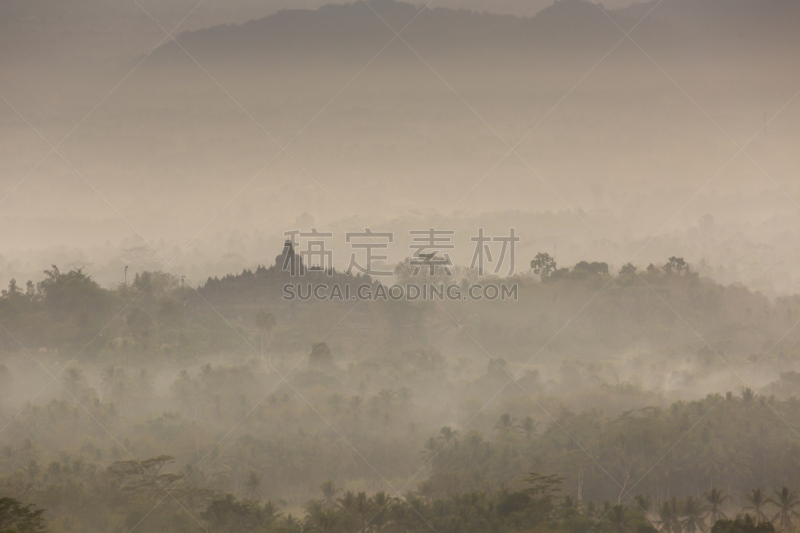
[2,247,800,532]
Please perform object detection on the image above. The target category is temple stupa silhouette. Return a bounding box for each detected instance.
[275,239,304,276]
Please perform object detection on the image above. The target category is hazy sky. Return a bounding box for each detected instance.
[1,0,799,294]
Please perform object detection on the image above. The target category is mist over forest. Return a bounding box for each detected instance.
[2,0,800,532]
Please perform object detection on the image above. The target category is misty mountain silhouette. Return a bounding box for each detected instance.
[147,0,800,70]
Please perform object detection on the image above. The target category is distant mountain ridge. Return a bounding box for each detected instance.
[148,0,800,69]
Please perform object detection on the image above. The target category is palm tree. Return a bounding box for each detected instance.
[420,437,438,464]
[353,492,371,533]
[634,494,653,515]
[388,500,417,533]
[319,481,340,509]
[370,492,394,533]
[744,488,769,525]
[254,500,283,530]
[494,413,519,435]
[742,388,755,403]
[244,470,262,501]
[304,508,342,533]
[703,487,730,524]
[255,310,276,338]
[607,504,633,533]
[681,495,709,533]
[584,501,601,520]
[562,496,578,520]
[416,480,436,503]
[437,426,458,446]
[768,487,800,531]
[657,497,682,533]
[281,513,303,533]
[336,491,356,515]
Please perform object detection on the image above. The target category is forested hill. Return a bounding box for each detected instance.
[1,253,800,367]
